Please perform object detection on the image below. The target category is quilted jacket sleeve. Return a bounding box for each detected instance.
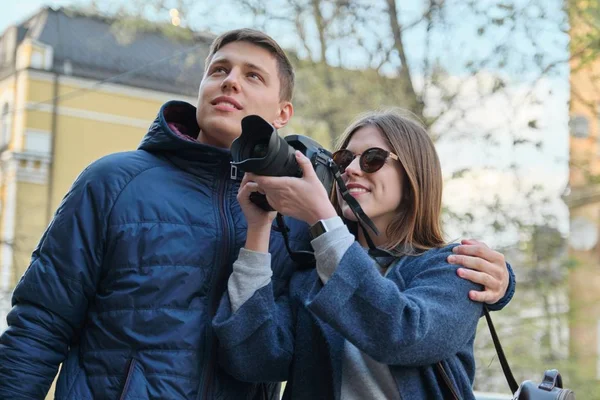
[0,157,121,399]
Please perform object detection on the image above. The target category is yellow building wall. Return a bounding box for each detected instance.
[27,78,163,120]
[49,113,149,211]
[13,181,49,285]
[15,42,32,71]
[0,74,16,95]
[569,251,600,376]
[22,74,176,215]
[12,72,29,151]
[1,35,197,399]
[24,78,54,104]
[10,73,187,267]
[569,0,600,187]
[568,0,600,384]
[568,201,600,379]
[569,58,600,187]
[0,76,16,258]
[8,74,53,288]
[23,74,186,399]
[59,86,164,121]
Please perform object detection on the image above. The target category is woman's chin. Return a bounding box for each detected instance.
[342,207,359,222]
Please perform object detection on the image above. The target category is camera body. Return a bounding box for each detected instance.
[230,115,335,211]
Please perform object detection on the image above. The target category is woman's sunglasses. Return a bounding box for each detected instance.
[332,147,399,174]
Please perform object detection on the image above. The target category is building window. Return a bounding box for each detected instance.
[30,51,43,69]
[0,104,10,148]
[570,115,589,138]
[24,131,51,155]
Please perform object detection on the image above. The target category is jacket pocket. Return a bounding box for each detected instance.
[119,359,150,400]
[54,346,94,400]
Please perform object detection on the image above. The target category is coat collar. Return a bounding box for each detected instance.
[138,101,233,178]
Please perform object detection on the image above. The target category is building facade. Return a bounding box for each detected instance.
[566,0,600,387]
[0,7,212,397]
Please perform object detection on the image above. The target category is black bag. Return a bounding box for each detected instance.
[438,307,575,400]
[484,307,575,400]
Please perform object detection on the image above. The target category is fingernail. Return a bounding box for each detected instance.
[448,255,456,263]
[452,246,458,253]
[456,268,463,276]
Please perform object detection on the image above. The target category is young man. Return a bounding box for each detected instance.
[0,29,514,399]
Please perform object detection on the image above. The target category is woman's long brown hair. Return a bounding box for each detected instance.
[331,109,446,253]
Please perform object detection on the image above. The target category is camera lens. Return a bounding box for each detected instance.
[250,141,269,158]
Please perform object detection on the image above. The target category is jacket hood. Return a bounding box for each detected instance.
[138,101,231,163]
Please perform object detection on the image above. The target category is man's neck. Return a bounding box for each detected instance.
[197,130,233,149]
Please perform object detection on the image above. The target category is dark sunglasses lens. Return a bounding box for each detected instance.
[333,150,354,173]
[361,148,388,173]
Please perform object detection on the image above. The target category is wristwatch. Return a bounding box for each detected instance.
[309,217,343,239]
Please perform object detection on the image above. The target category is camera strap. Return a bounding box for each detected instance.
[275,213,316,267]
[329,162,379,237]
[328,161,396,259]
[230,164,244,181]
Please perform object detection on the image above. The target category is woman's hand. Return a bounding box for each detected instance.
[447,239,510,304]
[249,151,337,225]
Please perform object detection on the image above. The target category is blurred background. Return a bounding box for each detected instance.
[0,0,597,398]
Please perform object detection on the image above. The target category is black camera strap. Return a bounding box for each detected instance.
[483,307,519,393]
[271,165,385,267]
[328,161,396,259]
[275,213,316,267]
[329,162,379,237]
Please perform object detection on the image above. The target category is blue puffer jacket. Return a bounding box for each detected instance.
[0,101,311,400]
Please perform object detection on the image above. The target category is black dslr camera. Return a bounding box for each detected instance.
[230,115,335,211]
[230,115,380,266]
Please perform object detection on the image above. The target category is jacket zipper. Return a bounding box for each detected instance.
[199,168,233,400]
[119,359,137,400]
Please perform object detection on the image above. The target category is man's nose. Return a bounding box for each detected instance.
[221,69,241,92]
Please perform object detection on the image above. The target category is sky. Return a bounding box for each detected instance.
[2,0,571,246]
[1,0,86,34]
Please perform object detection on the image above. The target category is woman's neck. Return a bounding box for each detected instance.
[357,226,389,249]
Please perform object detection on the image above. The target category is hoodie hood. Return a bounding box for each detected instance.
[139,101,232,160]
[138,101,235,178]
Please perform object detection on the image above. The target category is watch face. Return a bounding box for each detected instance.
[569,216,598,251]
[310,221,327,239]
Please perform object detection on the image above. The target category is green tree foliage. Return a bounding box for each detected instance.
[285,57,414,146]
[474,224,598,398]
[569,0,600,73]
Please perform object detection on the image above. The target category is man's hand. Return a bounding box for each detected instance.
[447,239,509,304]
[237,174,277,253]
[237,174,277,228]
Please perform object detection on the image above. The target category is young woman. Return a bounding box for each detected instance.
[213,109,515,399]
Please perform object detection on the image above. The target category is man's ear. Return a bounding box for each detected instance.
[273,101,294,129]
